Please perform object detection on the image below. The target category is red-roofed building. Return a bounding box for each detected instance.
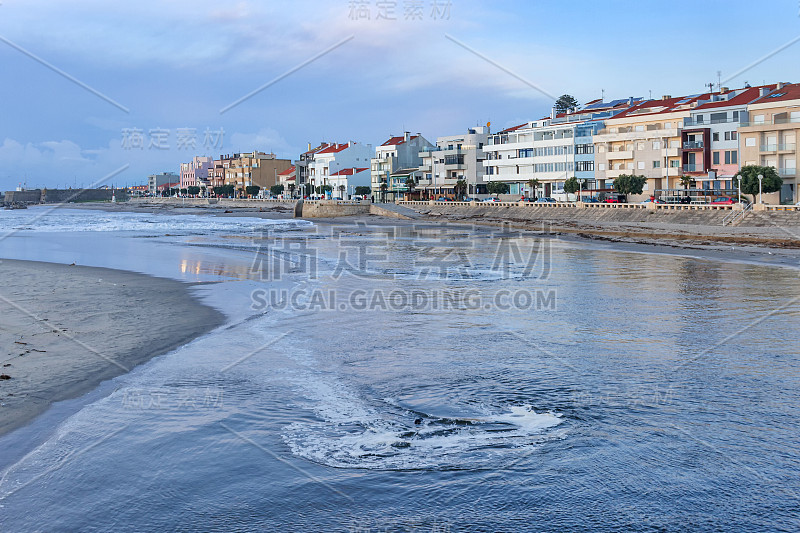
[371,132,433,200]
[328,167,370,198]
[740,82,799,203]
[277,166,296,192]
[293,142,372,196]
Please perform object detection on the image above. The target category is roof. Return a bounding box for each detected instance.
[317,143,351,154]
[330,167,368,176]
[303,143,331,155]
[381,135,418,146]
[693,85,778,110]
[499,123,528,134]
[157,182,179,189]
[748,82,800,105]
[278,166,296,176]
[390,168,421,177]
[609,92,713,120]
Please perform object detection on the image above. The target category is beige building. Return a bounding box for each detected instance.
[592,93,714,195]
[222,152,292,191]
[740,82,799,203]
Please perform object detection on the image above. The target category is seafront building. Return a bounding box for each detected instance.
[328,167,371,198]
[222,152,292,191]
[277,166,296,190]
[308,142,373,192]
[483,99,638,196]
[179,156,214,189]
[740,82,799,203]
[294,143,332,196]
[417,126,489,199]
[371,132,433,201]
[147,172,179,194]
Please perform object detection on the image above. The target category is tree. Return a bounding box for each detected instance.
[180,188,188,195]
[287,183,296,197]
[563,177,580,194]
[269,184,283,196]
[486,181,510,195]
[526,178,540,198]
[187,186,200,196]
[213,185,234,197]
[379,180,388,202]
[404,176,416,193]
[679,176,694,190]
[613,175,648,198]
[738,165,782,204]
[337,184,346,198]
[555,94,579,114]
[355,186,371,196]
[454,179,467,199]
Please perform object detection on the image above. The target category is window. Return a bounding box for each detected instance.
[627,163,634,170]
[696,115,704,123]
[652,141,661,150]
[745,137,756,147]
[637,142,645,150]
[670,160,680,168]
[653,161,661,168]
[713,132,720,141]
[599,163,606,171]
[713,152,720,165]
[638,161,645,170]
[731,131,737,140]
[724,150,738,164]
[733,111,740,122]
[754,115,765,124]
[710,112,727,124]
[635,125,644,132]
[724,131,737,141]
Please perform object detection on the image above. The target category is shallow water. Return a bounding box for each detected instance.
[0,207,799,532]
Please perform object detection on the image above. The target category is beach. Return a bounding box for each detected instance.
[0,259,224,436]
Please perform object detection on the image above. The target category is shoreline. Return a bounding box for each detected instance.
[0,258,225,437]
[58,201,800,268]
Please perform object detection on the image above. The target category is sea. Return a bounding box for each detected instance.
[0,206,798,532]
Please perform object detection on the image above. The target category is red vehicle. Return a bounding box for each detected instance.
[710,196,736,205]
[604,193,626,203]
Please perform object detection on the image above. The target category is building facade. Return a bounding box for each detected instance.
[309,142,373,192]
[148,172,179,194]
[740,82,799,203]
[417,126,489,199]
[179,156,214,189]
[328,167,370,198]
[371,132,433,200]
[223,152,292,191]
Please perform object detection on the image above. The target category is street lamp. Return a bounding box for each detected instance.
[758,174,763,204]
[736,174,742,205]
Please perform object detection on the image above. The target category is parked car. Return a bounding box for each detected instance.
[535,197,556,203]
[462,197,475,202]
[640,198,666,204]
[604,194,626,203]
[482,197,501,203]
[581,197,600,203]
[436,196,453,202]
[710,197,736,205]
[520,196,537,202]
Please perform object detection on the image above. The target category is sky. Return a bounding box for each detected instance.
[0,0,798,190]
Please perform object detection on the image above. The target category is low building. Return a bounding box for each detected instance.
[277,166,296,193]
[308,142,373,192]
[148,172,179,194]
[328,167,370,198]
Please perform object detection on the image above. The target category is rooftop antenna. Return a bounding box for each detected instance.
[601,88,605,101]
[708,82,714,93]
[649,89,652,100]
[717,70,722,91]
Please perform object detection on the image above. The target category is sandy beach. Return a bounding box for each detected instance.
[0,259,225,437]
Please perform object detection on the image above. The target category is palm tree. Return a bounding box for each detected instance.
[454,179,468,200]
[679,176,693,190]
[527,178,540,198]
[379,180,388,202]
[404,176,416,199]
[287,183,296,198]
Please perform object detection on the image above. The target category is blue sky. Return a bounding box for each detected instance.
[0,0,798,190]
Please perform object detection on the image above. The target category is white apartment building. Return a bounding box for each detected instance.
[371,132,433,201]
[417,126,489,198]
[309,142,373,190]
[328,168,370,199]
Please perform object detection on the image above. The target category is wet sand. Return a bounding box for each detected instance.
[0,259,225,436]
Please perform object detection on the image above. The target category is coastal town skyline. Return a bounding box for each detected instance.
[1,0,799,190]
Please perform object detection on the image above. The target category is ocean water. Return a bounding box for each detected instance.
[0,206,799,532]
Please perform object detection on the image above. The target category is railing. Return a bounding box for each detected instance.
[683,141,704,149]
[779,168,797,176]
[760,144,777,151]
[741,116,800,127]
[683,164,700,172]
[396,201,760,212]
[722,203,752,226]
[778,143,797,151]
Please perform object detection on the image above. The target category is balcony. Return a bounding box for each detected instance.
[760,144,777,152]
[778,143,797,152]
[665,147,680,157]
[606,150,633,160]
[683,164,703,172]
[683,141,704,150]
[779,168,797,176]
